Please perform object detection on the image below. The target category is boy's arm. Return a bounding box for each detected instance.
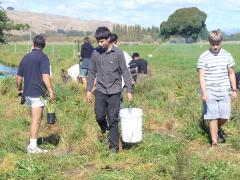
[228,67,237,99]
[198,69,208,102]
[16,75,23,94]
[42,74,56,102]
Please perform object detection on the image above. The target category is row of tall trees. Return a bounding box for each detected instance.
[112,24,160,42]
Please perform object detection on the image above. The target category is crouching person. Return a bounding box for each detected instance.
[197,30,237,147]
[86,27,132,153]
[16,34,56,153]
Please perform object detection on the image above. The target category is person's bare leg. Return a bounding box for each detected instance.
[30,107,43,139]
[82,77,87,88]
[209,119,218,145]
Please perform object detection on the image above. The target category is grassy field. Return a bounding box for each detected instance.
[1,43,240,179]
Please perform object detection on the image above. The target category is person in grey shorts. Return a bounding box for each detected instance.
[197,30,237,147]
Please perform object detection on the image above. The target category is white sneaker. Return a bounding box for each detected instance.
[27,145,48,154]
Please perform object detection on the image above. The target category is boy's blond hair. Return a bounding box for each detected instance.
[208,30,223,43]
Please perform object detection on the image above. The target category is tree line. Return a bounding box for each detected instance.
[112,24,160,42]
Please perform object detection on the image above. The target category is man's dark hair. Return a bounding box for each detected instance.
[109,33,118,43]
[84,37,90,42]
[132,52,140,59]
[95,27,111,41]
[33,34,46,49]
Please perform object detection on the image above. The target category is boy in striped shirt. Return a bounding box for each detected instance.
[197,30,237,147]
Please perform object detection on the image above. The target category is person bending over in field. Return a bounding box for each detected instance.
[197,30,237,147]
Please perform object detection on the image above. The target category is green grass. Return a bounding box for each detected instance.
[1,43,240,179]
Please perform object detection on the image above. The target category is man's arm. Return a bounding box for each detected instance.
[16,75,23,94]
[229,67,237,99]
[42,74,56,101]
[198,69,208,102]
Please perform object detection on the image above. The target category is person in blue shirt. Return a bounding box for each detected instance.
[16,34,56,153]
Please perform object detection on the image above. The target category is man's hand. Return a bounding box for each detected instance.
[86,91,92,103]
[231,91,237,100]
[49,91,56,102]
[127,92,133,102]
[201,92,208,102]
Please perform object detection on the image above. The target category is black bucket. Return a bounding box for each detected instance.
[47,113,57,124]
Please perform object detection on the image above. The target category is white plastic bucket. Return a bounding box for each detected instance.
[120,108,143,143]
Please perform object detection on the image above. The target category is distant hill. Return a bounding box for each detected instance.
[6,10,115,35]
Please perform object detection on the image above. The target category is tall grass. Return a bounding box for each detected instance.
[1,43,240,178]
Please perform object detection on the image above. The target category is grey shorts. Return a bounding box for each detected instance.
[203,91,231,120]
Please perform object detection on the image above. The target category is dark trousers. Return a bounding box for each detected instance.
[94,90,121,149]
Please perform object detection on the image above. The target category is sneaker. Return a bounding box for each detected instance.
[27,145,48,154]
[218,127,226,143]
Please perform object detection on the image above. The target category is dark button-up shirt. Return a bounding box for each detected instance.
[87,45,132,94]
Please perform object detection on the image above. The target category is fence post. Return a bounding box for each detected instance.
[52,44,55,60]
[14,43,17,53]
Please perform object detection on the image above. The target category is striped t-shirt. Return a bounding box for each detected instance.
[197,48,235,92]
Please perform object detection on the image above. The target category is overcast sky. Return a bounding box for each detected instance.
[2,0,240,31]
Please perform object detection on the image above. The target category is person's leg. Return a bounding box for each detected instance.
[94,90,108,133]
[217,93,231,142]
[30,107,43,139]
[107,92,121,152]
[209,119,218,145]
[82,77,87,87]
[25,97,48,153]
[203,93,219,145]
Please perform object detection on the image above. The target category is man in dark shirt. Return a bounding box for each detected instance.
[132,52,148,74]
[16,34,56,154]
[128,59,138,84]
[86,27,132,153]
[80,37,94,87]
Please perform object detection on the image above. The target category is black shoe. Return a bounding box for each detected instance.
[217,127,226,143]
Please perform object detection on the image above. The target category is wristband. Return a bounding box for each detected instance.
[232,89,237,92]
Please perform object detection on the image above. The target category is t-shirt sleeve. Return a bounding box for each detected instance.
[17,60,24,77]
[227,54,235,68]
[40,55,50,74]
[197,56,206,70]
